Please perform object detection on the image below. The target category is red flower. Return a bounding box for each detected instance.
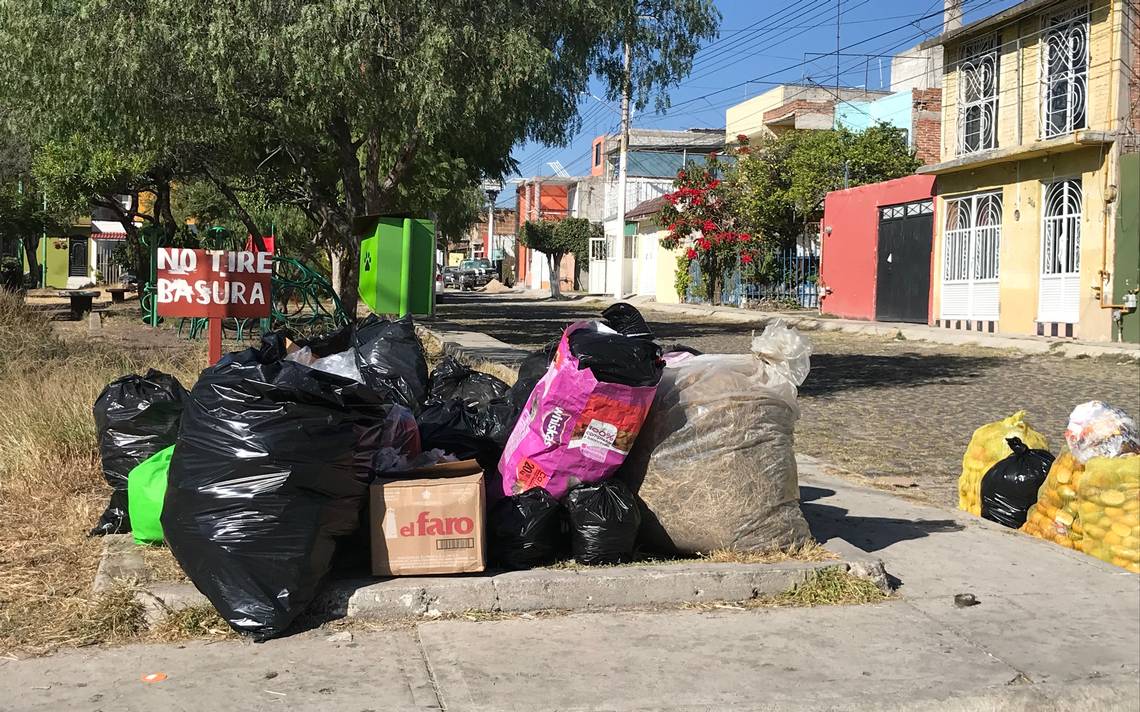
[737,146,751,156]
[685,248,697,260]
[696,238,711,251]
[708,179,721,190]
[741,253,754,265]
[664,194,678,205]
[736,134,750,145]
[702,220,716,232]
[667,222,678,232]
[738,233,751,243]
[677,170,686,180]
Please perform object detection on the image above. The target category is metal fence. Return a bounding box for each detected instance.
[685,245,820,309]
[94,240,126,285]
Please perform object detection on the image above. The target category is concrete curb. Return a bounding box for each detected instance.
[125,552,886,626]
[419,319,531,368]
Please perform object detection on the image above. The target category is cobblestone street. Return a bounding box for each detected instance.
[436,294,1140,507]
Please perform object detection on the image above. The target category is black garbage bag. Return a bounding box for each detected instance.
[508,341,558,412]
[601,302,654,339]
[567,329,663,387]
[429,357,509,408]
[90,369,188,536]
[354,315,428,413]
[564,479,642,565]
[418,398,505,460]
[488,488,567,570]
[981,437,1056,529]
[162,343,391,639]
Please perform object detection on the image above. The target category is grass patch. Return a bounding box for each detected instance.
[701,541,837,564]
[760,566,889,608]
[0,291,200,655]
[149,605,236,642]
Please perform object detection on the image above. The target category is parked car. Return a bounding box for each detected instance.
[459,259,494,287]
[442,266,464,289]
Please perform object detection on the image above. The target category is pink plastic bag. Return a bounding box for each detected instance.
[499,322,659,498]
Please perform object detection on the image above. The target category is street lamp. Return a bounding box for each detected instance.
[481,180,502,262]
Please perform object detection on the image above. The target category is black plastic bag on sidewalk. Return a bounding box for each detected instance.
[354,315,428,413]
[90,369,188,536]
[567,328,663,387]
[429,357,510,408]
[981,437,1055,529]
[564,479,642,565]
[488,488,567,570]
[162,341,391,639]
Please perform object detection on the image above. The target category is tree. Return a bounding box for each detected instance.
[0,0,719,316]
[657,154,765,304]
[731,125,921,247]
[518,218,599,298]
[0,127,58,286]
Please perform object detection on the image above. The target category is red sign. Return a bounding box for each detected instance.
[156,248,272,319]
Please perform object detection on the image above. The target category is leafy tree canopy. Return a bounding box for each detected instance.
[0,0,719,313]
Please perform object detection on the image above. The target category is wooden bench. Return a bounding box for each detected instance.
[106,287,130,304]
[58,290,101,320]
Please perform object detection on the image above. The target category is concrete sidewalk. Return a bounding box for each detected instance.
[3,461,1136,711]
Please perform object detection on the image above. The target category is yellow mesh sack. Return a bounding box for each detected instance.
[958,411,1049,515]
[1021,452,1083,549]
[1074,454,1140,573]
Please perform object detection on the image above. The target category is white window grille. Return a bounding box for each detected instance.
[1041,6,1088,138]
[957,34,999,155]
[942,192,1002,320]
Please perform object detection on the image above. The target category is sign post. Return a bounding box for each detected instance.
[155,248,273,364]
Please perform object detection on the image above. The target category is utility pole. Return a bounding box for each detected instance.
[835,0,841,96]
[612,38,631,300]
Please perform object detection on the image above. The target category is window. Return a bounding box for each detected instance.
[594,142,602,167]
[1041,7,1088,138]
[1042,179,1081,275]
[942,192,1002,320]
[957,34,999,154]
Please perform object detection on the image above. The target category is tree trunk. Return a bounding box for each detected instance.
[548,251,562,299]
[335,239,359,318]
[23,236,41,288]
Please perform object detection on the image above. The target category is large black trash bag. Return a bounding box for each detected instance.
[601,302,654,339]
[489,488,567,570]
[90,369,187,536]
[564,479,642,565]
[162,342,390,639]
[567,328,663,387]
[354,315,428,412]
[981,437,1056,529]
[429,357,509,408]
[418,398,504,462]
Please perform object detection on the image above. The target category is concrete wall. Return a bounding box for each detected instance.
[932,148,1115,340]
[891,44,943,92]
[820,175,937,321]
[726,85,888,143]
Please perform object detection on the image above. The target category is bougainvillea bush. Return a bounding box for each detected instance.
[656,144,766,304]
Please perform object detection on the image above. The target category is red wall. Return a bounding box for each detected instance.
[819,174,936,321]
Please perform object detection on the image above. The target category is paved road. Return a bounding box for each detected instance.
[435,294,1140,506]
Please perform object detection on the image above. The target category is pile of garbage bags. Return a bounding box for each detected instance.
[92,303,818,639]
[1019,402,1140,573]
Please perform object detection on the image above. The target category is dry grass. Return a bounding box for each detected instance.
[139,545,190,583]
[0,291,200,655]
[148,605,236,642]
[700,541,837,564]
[759,566,889,608]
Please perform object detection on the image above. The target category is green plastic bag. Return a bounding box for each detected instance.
[127,445,175,545]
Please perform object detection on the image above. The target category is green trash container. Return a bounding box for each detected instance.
[356,215,436,316]
[127,445,175,545]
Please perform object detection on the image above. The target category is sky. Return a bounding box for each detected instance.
[498,0,1023,207]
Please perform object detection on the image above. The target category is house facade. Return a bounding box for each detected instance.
[919,0,1139,342]
[515,176,575,291]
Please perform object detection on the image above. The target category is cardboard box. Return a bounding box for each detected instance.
[370,460,486,576]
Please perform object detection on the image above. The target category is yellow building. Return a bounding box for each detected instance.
[919,0,1139,343]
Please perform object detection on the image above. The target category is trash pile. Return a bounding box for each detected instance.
[1019,402,1139,573]
[960,402,1139,573]
[91,303,816,639]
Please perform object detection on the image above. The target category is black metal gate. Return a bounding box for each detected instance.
[68,237,89,278]
[874,200,933,323]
